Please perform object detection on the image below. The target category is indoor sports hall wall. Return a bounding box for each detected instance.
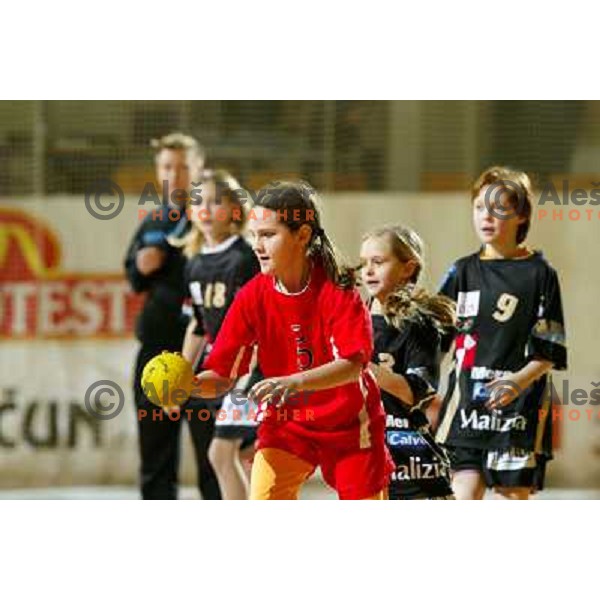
[322,192,599,489]
[0,192,597,489]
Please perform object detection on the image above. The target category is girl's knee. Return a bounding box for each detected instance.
[451,470,486,500]
[493,486,530,500]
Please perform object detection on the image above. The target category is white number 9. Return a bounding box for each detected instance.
[493,293,519,322]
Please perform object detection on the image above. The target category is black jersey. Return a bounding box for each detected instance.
[124,206,190,346]
[436,250,567,455]
[372,312,452,500]
[185,235,259,343]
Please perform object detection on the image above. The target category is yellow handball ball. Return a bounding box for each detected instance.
[141,351,194,409]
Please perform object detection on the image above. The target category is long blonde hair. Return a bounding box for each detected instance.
[363,225,455,332]
[170,169,248,258]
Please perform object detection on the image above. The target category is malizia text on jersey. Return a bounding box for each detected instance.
[460,409,527,432]
[390,457,449,481]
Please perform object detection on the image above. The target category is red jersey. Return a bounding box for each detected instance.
[203,264,386,446]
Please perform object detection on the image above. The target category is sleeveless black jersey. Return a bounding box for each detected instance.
[436,250,567,455]
[184,235,260,343]
[372,313,452,500]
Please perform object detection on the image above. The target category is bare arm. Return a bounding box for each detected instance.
[369,362,415,406]
[249,355,365,406]
[424,393,443,432]
[192,369,235,399]
[182,318,206,365]
[289,357,363,392]
[515,359,554,389]
[486,358,554,410]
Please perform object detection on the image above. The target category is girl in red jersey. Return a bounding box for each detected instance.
[193,180,392,500]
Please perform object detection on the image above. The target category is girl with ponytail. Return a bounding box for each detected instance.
[193,180,393,500]
[360,225,455,499]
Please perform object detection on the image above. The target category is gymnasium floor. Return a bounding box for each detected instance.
[1,481,599,500]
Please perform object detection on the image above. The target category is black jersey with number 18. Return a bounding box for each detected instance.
[184,235,260,343]
[436,250,567,456]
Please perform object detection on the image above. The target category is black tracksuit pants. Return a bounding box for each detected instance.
[133,343,222,500]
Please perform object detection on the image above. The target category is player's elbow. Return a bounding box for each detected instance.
[342,355,364,380]
[345,350,367,366]
[221,377,236,394]
[532,358,555,376]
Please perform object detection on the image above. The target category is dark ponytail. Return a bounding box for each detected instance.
[255,180,355,289]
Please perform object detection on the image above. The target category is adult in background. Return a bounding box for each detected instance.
[124,132,221,500]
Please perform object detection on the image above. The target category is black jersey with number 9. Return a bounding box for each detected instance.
[436,250,567,456]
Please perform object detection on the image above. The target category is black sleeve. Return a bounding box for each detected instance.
[123,221,153,293]
[123,214,179,293]
[193,317,206,337]
[438,263,459,301]
[184,260,206,338]
[191,283,206,337]
[438,263,459,352]
[403,321,441,402]
[528,266,567,370]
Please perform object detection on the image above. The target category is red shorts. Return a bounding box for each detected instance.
[256,419,394,500]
